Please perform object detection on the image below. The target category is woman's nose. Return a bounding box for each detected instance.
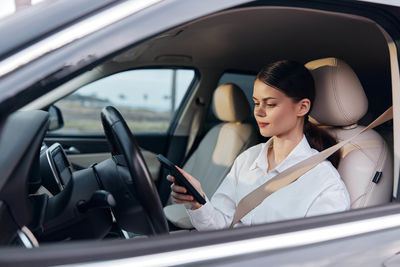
[255,106,266,117]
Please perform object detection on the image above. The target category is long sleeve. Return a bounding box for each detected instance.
[186,157,240,231]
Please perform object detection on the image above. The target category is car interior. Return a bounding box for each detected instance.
[1,4,396,246]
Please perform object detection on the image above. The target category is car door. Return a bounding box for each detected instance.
[2,0,400,266]
[44,68,197,184]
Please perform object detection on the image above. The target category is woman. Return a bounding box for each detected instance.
[168,60,350,230]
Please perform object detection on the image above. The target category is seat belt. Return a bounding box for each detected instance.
[185,108,202,158]
[184,97,205,160]
[230,106,393,228]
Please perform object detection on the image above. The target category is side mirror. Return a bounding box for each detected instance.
[47,105,64,131]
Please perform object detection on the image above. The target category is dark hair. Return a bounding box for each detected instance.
[256,60,340,168]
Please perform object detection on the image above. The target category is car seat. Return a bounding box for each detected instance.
[305,57,393,209]
[164,83,258,228]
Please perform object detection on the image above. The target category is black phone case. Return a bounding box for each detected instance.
[157,154,206,205]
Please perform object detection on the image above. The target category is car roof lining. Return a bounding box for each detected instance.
[133,6,391,112]
[116,6,389,72]
[25,6,391,111]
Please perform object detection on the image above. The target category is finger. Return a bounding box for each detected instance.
[173,199,198,205]
[166,175,175,183]
[171,184,187,194]
[171,196,194,204]
[171,192,194,201]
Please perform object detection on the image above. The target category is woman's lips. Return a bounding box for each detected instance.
[257,122,269,127]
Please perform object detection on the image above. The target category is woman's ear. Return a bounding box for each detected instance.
[297,98,311,117]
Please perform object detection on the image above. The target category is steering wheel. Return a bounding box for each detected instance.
[101,106,169,235]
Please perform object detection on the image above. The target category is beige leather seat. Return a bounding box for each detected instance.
[164,83,258,228]
[306,58,393,209]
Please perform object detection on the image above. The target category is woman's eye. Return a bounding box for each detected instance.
[266,103,276,107]
[254,102,260,106]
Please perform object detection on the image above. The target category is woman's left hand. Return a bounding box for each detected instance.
[167,167,205,210]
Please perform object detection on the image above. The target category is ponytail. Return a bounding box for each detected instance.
[304,117,340,168]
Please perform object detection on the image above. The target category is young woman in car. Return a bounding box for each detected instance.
[167,60,350,230]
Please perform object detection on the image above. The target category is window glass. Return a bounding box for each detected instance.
[55,69,195,134]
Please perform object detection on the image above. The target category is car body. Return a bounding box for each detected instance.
[1,0,400,266]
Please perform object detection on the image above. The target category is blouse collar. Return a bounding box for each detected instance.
[249,135,315,174]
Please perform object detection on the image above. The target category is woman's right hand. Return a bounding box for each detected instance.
[167,166,205,210]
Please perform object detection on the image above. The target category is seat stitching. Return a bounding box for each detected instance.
[332,59,351,125]
[351,193,367,208]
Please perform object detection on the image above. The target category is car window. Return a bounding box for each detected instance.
[54,69,195,134]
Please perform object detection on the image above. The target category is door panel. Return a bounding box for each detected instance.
[67,152,110,169]
[44,136,109,154]
[66,149,160,180]
[45,133,168,180]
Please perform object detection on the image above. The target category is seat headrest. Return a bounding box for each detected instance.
[212,83,251,122]
[305,58,368,126]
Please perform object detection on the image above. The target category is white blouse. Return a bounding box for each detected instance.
[186,135,350,231]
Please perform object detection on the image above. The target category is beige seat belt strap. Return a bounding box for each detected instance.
[185,97,205,158]
[185,109,202,157]
[230,106,393,228]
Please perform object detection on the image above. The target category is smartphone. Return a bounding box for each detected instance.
[157,154,206,205]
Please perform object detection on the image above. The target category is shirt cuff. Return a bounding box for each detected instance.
[186,196,214,222]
